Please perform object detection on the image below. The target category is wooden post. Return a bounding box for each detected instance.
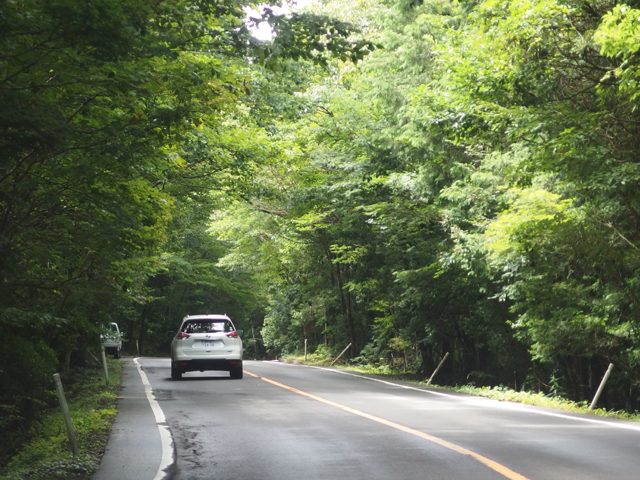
[53,374,79,457]
[589,363,614,410]
[101,346,110,386]
[426,352,450,386]
[330,343,352,367]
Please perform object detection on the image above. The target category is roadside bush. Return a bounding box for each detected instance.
[0,331,57,465]
[0,455,98,480]
[0,360,121,480]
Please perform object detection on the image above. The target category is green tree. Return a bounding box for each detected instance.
[0,0,375,460]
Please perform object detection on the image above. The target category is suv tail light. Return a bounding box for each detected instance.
[176,332,190,339]
[226,331,238,338]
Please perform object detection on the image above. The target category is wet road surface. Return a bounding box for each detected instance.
[128,358,640,480]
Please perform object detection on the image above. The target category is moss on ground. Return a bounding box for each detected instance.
[0,359,122,480]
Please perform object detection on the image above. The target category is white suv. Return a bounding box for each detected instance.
[170,314,243,380]
[101,322,122,359]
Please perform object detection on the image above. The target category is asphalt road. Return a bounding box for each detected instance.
[94,358,640,480]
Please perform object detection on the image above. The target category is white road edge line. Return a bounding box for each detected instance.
[134,358,175,480]
[268,361,640,433]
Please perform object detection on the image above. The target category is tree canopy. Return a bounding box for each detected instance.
[211,0,640,411]
[0,0,372,462]
[4,0,640,463]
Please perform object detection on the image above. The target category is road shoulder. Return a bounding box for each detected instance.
[91,358,164,480]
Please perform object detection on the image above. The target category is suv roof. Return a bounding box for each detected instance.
[183,314,230,320]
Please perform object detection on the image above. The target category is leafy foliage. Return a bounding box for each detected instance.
[10,0,640,466]
[212,0,640,414]
[0,361,121,479]
[0,0,375,462]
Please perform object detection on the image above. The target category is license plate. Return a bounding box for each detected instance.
[201,341,218,348]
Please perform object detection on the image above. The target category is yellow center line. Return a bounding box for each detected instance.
[244,370,531,480]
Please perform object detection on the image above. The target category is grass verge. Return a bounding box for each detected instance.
[0,359,122,480]
[451,385,640,421]
[281,355,640,422]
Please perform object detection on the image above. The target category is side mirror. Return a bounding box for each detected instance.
[166,331,175,338]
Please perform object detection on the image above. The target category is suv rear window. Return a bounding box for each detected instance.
[182,320,234,334]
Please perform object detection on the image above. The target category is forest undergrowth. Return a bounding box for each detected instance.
[0,359,122,480]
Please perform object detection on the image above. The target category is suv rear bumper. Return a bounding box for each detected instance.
[174,358,241,373]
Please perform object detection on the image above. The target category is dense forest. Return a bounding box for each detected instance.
[3,0,640,460]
